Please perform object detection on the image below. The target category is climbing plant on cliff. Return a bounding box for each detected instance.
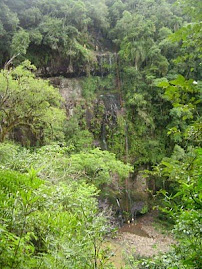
[0,60,65,144]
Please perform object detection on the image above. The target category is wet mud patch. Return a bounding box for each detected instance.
[108,211,175,268]
[119,223,150,237]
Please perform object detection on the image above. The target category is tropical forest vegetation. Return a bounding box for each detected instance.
[0,0,201,268]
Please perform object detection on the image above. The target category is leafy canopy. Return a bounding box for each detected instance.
[0,60,65,144]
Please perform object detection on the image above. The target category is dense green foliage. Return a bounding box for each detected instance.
[0,1,201,162]
[0,142,132,268]
[0,0,109,68]
[127,148,201,269]
[0,60,65,144]
[0,0,201,268]
[0,143,132,190]
[0,169,111,268]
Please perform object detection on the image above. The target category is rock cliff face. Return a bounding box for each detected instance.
[49,77,83,118]
[47,74,149,221]
[45,49,121,149]
[36,52,117,78]
[49,75,122,147]
[42,49,149,221]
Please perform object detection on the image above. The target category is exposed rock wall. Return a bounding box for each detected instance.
[49,77,83,118]
[36,52,117,78]
[46,55,150,221]
[48,76,122,150]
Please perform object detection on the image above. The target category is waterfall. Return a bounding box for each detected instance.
[116,198,121,208]
[109,54,112,71]
[99,93,121,150]
[101,122,108,150]
[116,198,124,226]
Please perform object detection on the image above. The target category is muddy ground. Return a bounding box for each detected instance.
[107,211,175,268]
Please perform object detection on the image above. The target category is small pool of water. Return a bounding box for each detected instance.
[119,223,150,237]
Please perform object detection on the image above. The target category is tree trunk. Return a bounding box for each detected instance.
[0,127,8,142]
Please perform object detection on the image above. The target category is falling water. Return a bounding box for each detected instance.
[99,93,121,150]
[116,198,124,227]
[101,122,108,150]
[109,54,112,70]
[116,198,121,208]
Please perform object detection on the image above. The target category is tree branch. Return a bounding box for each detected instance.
[4,54,20,70]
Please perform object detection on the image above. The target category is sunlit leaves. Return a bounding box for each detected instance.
[0,168,114,268]
[68,148,133,186]
[0,61,66,144]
